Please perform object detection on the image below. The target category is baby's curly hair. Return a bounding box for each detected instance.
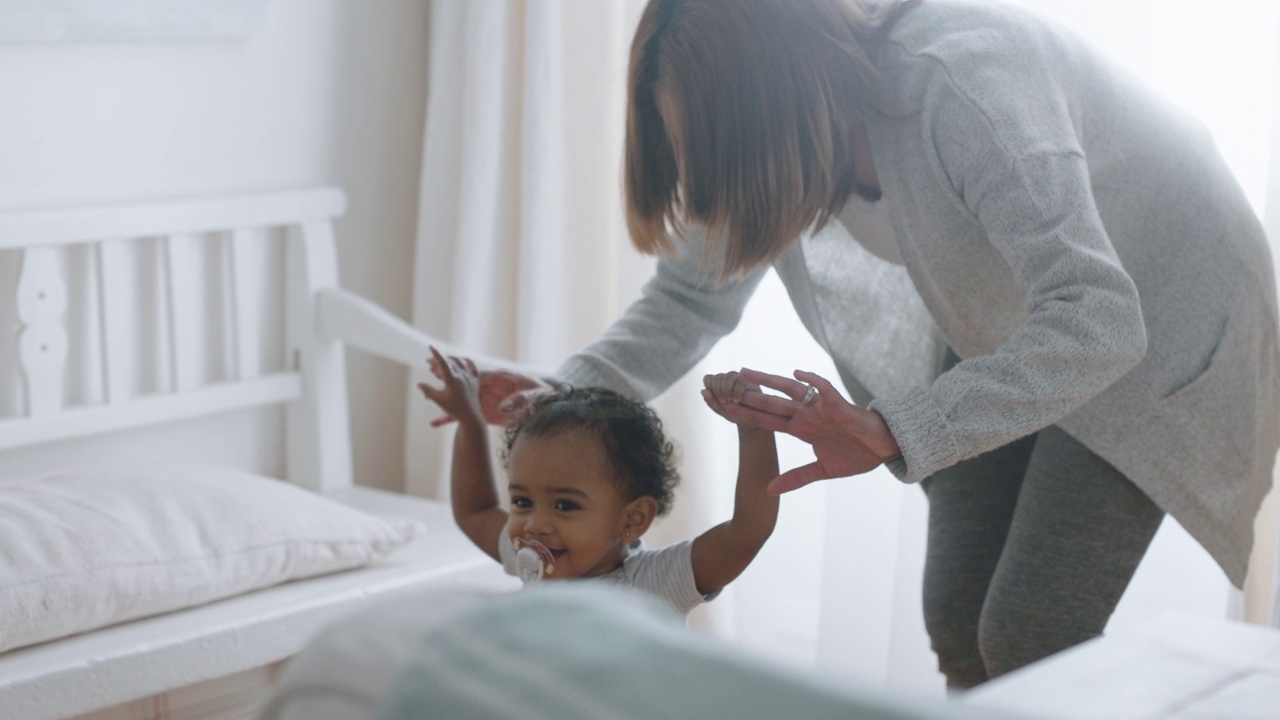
[501,387,680,517]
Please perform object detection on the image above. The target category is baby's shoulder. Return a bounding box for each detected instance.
[621,539,694,576]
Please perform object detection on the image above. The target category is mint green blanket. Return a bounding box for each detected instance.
[372,584,1032,720]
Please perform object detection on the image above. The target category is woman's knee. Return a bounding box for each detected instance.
[922,582,988,689]
[975,595,1106,680]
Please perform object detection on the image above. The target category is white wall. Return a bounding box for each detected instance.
[0,0,430,490]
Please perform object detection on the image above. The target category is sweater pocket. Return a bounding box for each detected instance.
[1158,309,1233,402]
[1154,300,1260,463]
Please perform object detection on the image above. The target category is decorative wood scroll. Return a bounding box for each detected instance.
[17,247,68,416]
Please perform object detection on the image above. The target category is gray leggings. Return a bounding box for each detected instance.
[921,424,1164,689]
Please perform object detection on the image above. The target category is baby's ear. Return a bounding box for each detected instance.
[623,496,660,539]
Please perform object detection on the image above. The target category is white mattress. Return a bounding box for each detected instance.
[0,486,520,720]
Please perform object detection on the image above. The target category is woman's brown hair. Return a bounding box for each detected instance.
[625,0,920,281]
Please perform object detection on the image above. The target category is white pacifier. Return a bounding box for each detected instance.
[513,537,555,583]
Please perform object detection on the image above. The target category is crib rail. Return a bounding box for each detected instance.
[0,376,301,453]
[0,189,343,250]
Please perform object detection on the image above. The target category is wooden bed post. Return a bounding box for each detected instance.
[286,219,354,492]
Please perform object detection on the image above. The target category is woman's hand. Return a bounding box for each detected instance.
[716,368,901,495]
[424,349,556,426]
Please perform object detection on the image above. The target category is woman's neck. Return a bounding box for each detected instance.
[851,111,881,201]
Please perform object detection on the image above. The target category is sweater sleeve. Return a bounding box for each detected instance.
[554,226,766,400]
[869,44,1147,483]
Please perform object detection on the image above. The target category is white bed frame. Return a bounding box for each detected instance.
[0,187,522,720]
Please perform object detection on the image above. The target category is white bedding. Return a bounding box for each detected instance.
[0,463,420,654]
[0,486,519,720]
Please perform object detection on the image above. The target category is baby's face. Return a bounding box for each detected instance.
[506,429,631,580]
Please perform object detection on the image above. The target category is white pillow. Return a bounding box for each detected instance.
[0,463,421,654]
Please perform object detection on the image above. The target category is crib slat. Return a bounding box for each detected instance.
[95,240,129,404]
[228,229,260,380]
[17,248,69,416]
[164,233,203,392]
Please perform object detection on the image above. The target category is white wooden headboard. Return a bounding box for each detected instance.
[0,186,546,491]
[0,187,356,491]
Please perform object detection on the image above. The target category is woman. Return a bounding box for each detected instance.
[439,0,1280,688]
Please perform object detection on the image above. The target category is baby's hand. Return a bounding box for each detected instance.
[701,370,761,425]
[418,346,484,426]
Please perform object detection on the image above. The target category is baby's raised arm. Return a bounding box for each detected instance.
[689,371,781,596]
[418,347,506,561]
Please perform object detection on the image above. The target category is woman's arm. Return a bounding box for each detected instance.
[429,227,766,426]
[865,49,1147,483]
[555,226,767,400]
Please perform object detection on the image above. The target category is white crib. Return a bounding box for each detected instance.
[0,188,519,720]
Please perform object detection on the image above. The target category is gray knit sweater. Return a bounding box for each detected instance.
[556,0,1279,588]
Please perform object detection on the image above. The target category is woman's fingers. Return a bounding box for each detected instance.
[735,388,804,418]
[498,387,550,420]
[739,367,810,402]
[766,462,830,495]
[497,388,528,414]
[447,355,466,376]
[717,399,792,433]
[794,370,842,400]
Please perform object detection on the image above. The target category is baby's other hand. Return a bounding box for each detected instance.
[701,370,760,424]
[418,346,483,426]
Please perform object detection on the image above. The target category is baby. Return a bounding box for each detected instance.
[418,346,779,616]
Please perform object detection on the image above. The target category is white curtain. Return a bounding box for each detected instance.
[408,0,1280,695]
[406,0,647,496]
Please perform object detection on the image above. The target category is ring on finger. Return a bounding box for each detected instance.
[800,384,818,407]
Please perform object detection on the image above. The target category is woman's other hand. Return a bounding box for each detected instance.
[718,368,901,495]
[424,349,555,426]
